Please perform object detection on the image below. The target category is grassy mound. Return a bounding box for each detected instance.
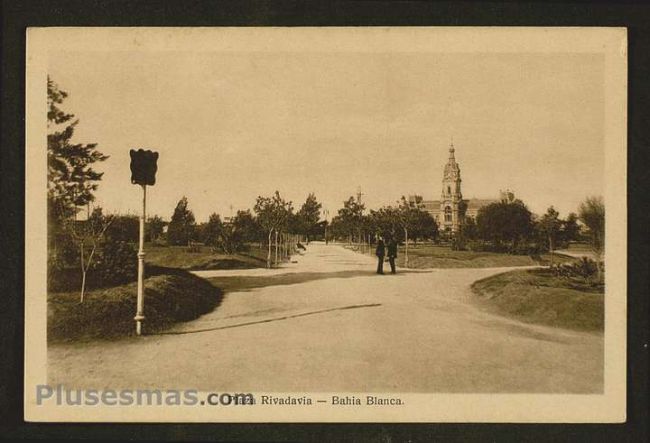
[188,257,260,270]
[145,244,267,270]
[471,268,603,332]
[48,267,222,342]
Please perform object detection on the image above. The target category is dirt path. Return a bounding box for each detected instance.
[48,242,602,393]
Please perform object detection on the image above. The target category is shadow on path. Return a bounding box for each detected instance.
[156,303,382,336]
[205,269,425,293]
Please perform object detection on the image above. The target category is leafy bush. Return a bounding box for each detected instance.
[93,241,138,286]
[465,240,542,255]
[50,240,138,292]
[573,257,599,279]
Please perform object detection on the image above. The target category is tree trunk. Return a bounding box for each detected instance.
[267,230,272,268]
[79,241,86,303]
[80,270,87,303]
[549,234,554,266]
[404,228,409,269]
[284,233,289,259]
[274,230,279,266]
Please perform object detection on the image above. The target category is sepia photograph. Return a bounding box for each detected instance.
[24,27,627,423]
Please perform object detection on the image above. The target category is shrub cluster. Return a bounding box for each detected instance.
[48,240,138,292]
[551,257,602,281]
[92,241,138,286]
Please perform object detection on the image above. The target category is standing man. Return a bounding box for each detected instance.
[387,236,398,274]
[375,235,386,275]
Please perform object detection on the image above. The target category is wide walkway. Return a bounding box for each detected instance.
[48,242,603,393]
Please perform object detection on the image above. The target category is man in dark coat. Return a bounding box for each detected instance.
[387,236,398,274]
[375,236,385,275]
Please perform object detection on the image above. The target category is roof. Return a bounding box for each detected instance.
[421,200,441,211]
[465,198,499,210]
[417,198,498,213]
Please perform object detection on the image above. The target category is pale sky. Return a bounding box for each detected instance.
[49,50,604,222]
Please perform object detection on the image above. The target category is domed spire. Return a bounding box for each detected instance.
[448,136,457,161]
[439,137,464,235]
[445,139,458,170]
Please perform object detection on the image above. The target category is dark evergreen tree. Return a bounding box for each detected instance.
[561,212,581,243]
[539,206,562,264]
[167,196,196,246]
[47,77,108,222]
[231,210,262,244]
[201,213,224,246]
[296,193,322,241]
[146,215,166,242]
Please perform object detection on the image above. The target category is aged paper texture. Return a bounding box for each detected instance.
[25,27,627,422]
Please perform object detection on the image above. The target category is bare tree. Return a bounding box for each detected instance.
[254,191,293,268]
[397,196,424,268]
[68,206,114,302]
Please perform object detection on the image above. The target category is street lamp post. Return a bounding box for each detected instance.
[129,148,158,336]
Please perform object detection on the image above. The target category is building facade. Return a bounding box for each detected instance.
[410,143,498,234]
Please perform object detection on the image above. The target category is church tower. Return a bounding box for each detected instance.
[440,142,464,233]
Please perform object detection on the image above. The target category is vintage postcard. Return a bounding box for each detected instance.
[25,27,627,422]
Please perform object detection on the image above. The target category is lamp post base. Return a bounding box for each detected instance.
[134,314,145,335]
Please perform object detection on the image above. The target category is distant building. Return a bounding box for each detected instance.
[409,143,499,234]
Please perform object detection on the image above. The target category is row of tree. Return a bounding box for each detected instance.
[328,195,438,267]
[163,191,323,268]
[155,191,605,277]
[460,195,604,277]
[325,191,604,276]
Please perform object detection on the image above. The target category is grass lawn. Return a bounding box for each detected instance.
[346,243,576,268]
[145,244,268,270]
[565,243,594,253]
[48,266,223,342]
[471,268,604,332]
